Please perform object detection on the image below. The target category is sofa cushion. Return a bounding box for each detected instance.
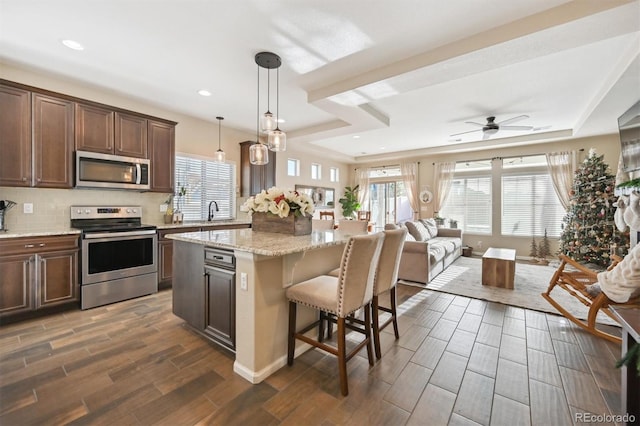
[429,244,446,264]
[430,237,462,251]
[419,219,439,239]
[405,220,431,242]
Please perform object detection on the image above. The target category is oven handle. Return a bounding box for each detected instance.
[84,229,157,239]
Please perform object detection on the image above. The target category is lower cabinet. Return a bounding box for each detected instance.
[0,235,79,318]
[172,241,236,352]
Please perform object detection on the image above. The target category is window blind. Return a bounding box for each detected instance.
[440,176,491,234]
[174,155,236,221]
[501,173,564,237]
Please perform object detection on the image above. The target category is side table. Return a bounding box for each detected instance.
[610,306,639,424]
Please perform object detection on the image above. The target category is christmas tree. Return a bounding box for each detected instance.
[529,236,538,259]
[538,229,551,259]
[558,149,629,267]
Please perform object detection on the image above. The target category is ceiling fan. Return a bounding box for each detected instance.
[451,115,535,140]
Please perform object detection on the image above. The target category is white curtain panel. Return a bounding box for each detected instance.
[400,162,419,219]
[433,162,456,214]
[545,150,577,211]
[355,167,370,208]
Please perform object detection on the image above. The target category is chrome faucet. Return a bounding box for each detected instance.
[207,201,219,221]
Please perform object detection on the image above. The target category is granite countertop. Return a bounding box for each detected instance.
[0,229,82,239]
[167,228,354,256]
[155,219,251,230]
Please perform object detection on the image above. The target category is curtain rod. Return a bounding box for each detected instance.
[354,161,420,171]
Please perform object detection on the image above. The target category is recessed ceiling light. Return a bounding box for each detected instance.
[353,135,360,139]
[380,147,386,150]
[198,89,212,97]
[277,118,285,123]
[61,39,84,51]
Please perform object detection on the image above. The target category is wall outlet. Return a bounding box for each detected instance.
[160,204,168,213]
[240,273,248,291]
[23,203,33,214]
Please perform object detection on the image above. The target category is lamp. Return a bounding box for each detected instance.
[214,116,225,163]
[267,66,286,152]
[250,53,272,165]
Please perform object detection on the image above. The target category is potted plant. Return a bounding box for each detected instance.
[339,185,361,219]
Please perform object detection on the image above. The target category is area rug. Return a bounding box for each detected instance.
[400,256,618,326]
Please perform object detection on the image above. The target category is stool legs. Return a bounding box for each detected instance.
[372,287,400,359]
[287,301,297,365]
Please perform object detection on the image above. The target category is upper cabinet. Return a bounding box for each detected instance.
[76,103,148,158]
[32,94,74,188]
[0,79,176,191]
[0,85,31,187]
[148,120,175,193]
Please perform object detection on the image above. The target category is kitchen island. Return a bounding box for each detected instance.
[168,228,355,383]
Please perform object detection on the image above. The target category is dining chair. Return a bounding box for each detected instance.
[357,210,371,222]
[337,220,368,234]
[319,210,335,220]
[286,233,384,396]
[312,218,334,231]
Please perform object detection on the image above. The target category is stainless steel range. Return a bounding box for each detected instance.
[71,206,158,309]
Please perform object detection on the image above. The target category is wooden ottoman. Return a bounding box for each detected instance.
[482,247,516,289]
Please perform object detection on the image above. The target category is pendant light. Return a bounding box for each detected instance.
[250,53,271,165]
[260,69,276,133]
[214,116,225,163]
[267,66,286,152]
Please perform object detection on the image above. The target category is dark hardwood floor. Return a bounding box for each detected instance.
[0,285,624,425]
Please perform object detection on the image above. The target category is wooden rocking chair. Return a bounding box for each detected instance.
[541,253,640,344]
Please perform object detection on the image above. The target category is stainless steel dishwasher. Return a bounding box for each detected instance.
[203,248,236,352]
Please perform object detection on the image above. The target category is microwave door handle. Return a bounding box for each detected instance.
[135,163,141,184]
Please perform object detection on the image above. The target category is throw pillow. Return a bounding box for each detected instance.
[419,218,439,238]
[405,220,430,242]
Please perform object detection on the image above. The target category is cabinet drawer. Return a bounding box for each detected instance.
[0,235,79,256]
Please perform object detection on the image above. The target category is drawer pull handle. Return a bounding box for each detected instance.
[24,244,35,248]
[213,256,224,260]
[39,243,46,247]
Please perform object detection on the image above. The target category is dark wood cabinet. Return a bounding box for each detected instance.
[33,94,74,188]
[148,120,175,193]
[158,226,200,289]
[116,112,147,158]
[76,105,148,158]
[204,263,235,351]
[239,141,276,197]
[0,84,31,187]
[0,235,79,318]
[75,102,114,154]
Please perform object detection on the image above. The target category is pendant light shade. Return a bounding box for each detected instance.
[214,116,226,163]
[249,142,269,165]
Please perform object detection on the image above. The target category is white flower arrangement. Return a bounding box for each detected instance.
[241,187,315,218]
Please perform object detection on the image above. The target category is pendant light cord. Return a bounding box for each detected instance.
[218,117,222,150]
[275,67,280,130]
[256,63,260,144]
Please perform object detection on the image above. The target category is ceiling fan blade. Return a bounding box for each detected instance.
[500,125,534,131]
[464,121,485,127]
[532,125,552,131]
[450,128,482,137]
[497,114,529,125]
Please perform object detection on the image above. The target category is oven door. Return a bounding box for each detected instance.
[81,230,157,285]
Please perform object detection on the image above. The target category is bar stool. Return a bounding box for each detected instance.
[370,228,406,358]
[286,233,384,396]
[337,220,368,234]
[325,228,406,358]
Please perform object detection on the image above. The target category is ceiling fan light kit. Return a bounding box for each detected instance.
[451,114,541,139]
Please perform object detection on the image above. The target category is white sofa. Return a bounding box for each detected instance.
[386,219,463,284]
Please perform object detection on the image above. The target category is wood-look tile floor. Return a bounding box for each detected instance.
[0,285,625,426]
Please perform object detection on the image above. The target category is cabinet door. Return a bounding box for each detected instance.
[0,254,34,316]
[0,85,31,187]
[148,120,175,193]
[172,240,205,329]
[115,112,147,158]
[204,265,236,351]
[37,249,79,308]
[75,102,114,154]
[33,94,74,188]
[159,240,173,286]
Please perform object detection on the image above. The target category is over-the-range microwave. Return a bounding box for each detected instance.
[76,150,151,190]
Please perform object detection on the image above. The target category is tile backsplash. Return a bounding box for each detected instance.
[0,187,170,233]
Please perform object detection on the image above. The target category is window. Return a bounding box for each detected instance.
[501,173,564,237]
[330,167,339,182]
[440,176,492,234]
[174,154,236,221]
[311,163,322,180]
[287,158,300,177]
